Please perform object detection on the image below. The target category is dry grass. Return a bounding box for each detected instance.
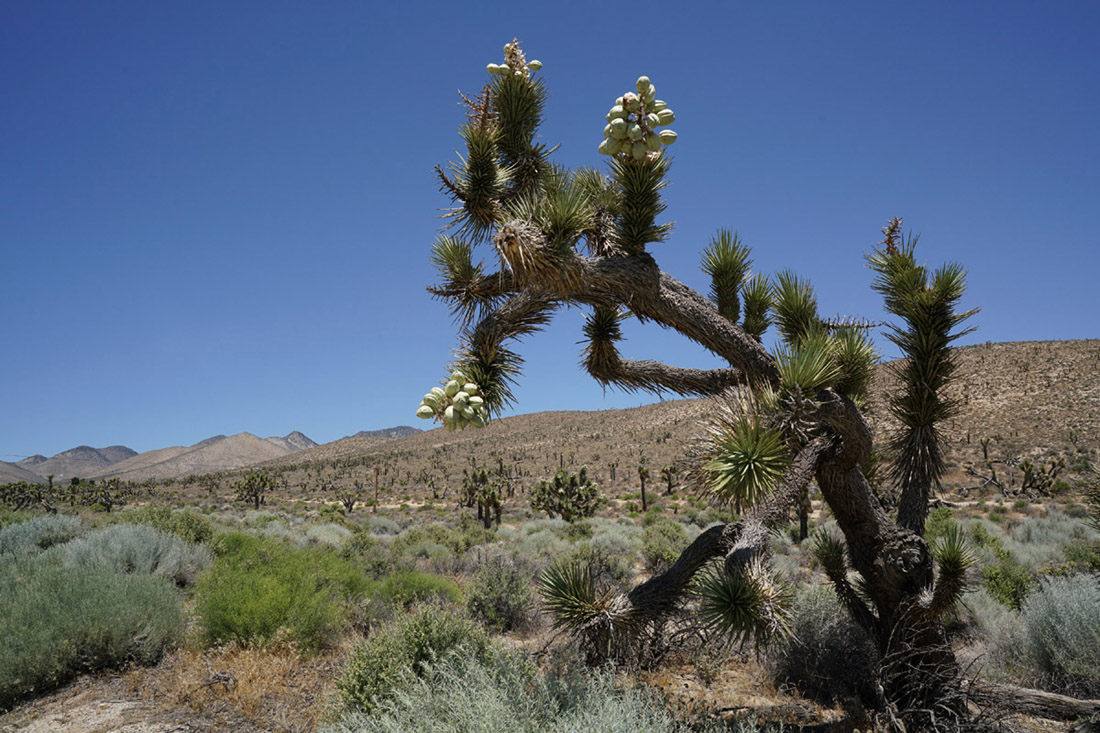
[124,641,352,732]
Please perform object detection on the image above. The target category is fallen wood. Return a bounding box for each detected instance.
[968,680,1100,722]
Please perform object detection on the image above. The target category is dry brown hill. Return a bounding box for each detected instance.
[254,339,1099,500]
[18,445,138,482]
[93,433,297,482]
[0,461,47,484]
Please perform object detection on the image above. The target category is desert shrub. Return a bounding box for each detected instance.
[0,514,85,557]
[328,649,735,733]
[588,519,643,558]
[0,509,37,530]
[1060,540,1100,572]
[560,519,595,542]
[0,557,183,710]
[560,541,635,587]
[770,584,879,708]
[1009,575,1100,696]
[54,523,213,586]
[391,523,467,557]
[305,522,354,547]
[336,603,494,713]
[981,551,1034,610]
[341,530,400,578]
[196,532,370,653]
[1000,510,1100,570]
[403,539,454,564]
[642,517,689,571]
[370,568,462,609]
[924,505,956,541]
[366,515,402,536]
[115,505,215,545]
[515,527,571,567]
[466,552,535,632]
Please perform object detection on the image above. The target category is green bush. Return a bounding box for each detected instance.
[391,523,467,557]
[641,517,689,571]
[115,505,215,545]
[0,557,183,710]
[54,524,212,586]
[981,552,1034,610]
[924,505,955,541]
[466,553,534,632]
[0,514,85,557]
[1015,575,1100,696]
[196,532,370,653]
[341,530,399,578]
[337,604,494,713]
[370,569,462,609]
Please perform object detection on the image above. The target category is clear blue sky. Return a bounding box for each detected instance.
[3,1,1098,458]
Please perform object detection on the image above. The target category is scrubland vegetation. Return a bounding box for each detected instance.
[1,487,1098,729]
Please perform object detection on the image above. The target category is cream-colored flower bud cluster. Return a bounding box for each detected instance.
[599,76,677,160]
[416,369,488,431]
[486,42,542,78]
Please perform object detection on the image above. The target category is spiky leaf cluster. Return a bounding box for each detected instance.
[701,229,752,323]
[611,153,672,254]
[700,410,790,509]
[437,40,549,243]
[929,524,977,613]
[696,559,793,649]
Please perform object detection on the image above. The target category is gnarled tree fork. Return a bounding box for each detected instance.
[414,40,1088,731]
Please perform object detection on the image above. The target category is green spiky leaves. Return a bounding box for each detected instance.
[772,271,820,347]
[775,333,844,394]
[701,412,790,508]
[867,221,977,533]
[929,524,977,614]
[696,559,793,649]
[538,559,638,661]
[701,229,752,324]
[442,123,511,242]
[741,275,773,341]
[610,153,672,254]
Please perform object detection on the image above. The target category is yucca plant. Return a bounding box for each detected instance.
[421,42,981,729]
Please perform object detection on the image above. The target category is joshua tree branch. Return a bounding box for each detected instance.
[620,437,831,626]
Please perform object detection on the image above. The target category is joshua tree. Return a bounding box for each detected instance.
[530,467,603,523]
[421,40,982,729]
[234,471,274,510]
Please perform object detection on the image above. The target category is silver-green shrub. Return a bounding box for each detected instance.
[769,584,879,708]
[0,514,85,557]
[0,556,183,710]
[1007,574,1100,696]
[54,523,212,586]
[328,649,743,733]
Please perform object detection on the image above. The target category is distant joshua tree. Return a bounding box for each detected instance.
[234,471,274,510]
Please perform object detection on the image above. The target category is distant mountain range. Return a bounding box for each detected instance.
[0,427,419,484]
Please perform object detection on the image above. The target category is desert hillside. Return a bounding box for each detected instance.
[254,339,1098,501]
